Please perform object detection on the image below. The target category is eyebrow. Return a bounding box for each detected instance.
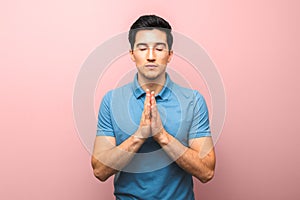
[136,43,167,47]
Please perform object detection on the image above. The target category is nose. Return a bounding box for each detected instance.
[147,48,156,62]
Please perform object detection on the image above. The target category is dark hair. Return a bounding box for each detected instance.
[128,15,173,51]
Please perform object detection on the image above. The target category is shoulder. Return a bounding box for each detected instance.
[172,82,205,102]
[103,82,133,101]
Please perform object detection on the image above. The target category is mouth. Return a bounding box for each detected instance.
[145,64,157,69]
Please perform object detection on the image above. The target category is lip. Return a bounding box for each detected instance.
[145,64,157,68]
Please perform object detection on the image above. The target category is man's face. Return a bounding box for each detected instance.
[130,29,173,81]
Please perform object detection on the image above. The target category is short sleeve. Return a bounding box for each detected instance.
[189,91,211,139]
[96,91,115,137]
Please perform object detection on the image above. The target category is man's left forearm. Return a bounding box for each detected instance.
[153,130,216,183]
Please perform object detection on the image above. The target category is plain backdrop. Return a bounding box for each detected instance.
[1,0,300,199]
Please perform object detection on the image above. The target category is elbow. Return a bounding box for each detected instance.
[93,168,109,182]
[91,156,109,182]
[198,169,215,183]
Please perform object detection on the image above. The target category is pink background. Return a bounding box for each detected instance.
[1,0,300,199]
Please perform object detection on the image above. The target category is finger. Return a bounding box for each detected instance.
[151,94,157,121]
[145,102,151,120]
[150,91,156,107]
[144,89,150,108]
[144,89,151,120]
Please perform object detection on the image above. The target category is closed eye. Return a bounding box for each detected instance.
[155,44,166,51]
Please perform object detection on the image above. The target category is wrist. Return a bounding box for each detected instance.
[132,129,147,143]
[154,129,170,146]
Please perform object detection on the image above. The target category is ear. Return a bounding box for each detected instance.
[129,49,135,62]
[167,50,173,63]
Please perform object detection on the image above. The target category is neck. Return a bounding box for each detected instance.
[138,74,166,95]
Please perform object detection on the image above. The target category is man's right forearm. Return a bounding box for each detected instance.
[92,133,145,181]
[93,89,151,181]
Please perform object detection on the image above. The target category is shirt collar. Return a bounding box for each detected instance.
[132,73,173,100]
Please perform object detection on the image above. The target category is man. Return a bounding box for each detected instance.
[92,15,216,199]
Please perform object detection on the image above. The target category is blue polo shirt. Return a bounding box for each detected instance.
[97,73,211,200]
